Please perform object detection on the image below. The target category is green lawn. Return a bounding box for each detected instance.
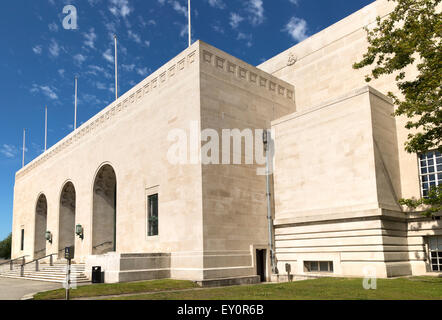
[33,279,198,300]
[108,277,442,300]
[33,277,442,300]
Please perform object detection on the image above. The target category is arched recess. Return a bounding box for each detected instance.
[92,164,117,255]
[34,194,48,259]
[58,181,76,258]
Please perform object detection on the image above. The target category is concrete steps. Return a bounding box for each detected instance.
[0,263,90,283]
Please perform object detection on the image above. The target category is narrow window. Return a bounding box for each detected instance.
[428,236,442,272]
[418,151,442,198]
[304,261,333,273]
[20,229,24,251]
[148,194,158,236]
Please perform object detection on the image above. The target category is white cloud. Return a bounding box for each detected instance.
[171,0,188,17]
[32,45,42,55]
[288,0,299,5]
[136,67,149,76]
[109,0,132,18]
[122,64,135,71]
[159,0,188,17]
[105,22,117,35]
[212,23,224,34]
[237,32,253,47]
[88,65,112,79]
[74,54,87,65]
[58,69,65,77]
[88,0,101,6]
[246,0,265,26]
[82,94,103,105]
[48,22,59,32]
[139,16,156,27]
[30,84,58,100]
[49,39,60,57]
[88,65,105,73]
[128,30,142,44]
[144,40,151,47]
[83,28,97,49]
[0,144,18,158]
[284,16,308,42]
[40,86,58,100]
[207,0,225,9]
[179,23,188,38]
[103,49,114,63]
[229,13,244,29]
[95,81,107,90]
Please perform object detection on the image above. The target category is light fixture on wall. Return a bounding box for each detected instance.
[75,224,84,239]
[45,231,52,243]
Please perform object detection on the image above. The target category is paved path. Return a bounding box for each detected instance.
[0,277,62,300]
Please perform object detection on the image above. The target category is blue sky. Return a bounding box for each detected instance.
[0,0,375,239]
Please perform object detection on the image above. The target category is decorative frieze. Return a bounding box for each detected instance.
[227,62,237,75]
[216,56,225,70]
[202,49,295,103]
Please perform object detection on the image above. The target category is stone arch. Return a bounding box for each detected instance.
[34,194,48,259]
[58,181,76,258]
[92,164,117,255]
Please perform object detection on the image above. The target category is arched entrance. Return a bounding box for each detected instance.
[92,164,117,255]
[58,182,76,258]
[34,194,48,259]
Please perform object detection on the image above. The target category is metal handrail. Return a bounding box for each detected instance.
[0,255,28,271]
[19,253,57,276]
[0,255,27,267]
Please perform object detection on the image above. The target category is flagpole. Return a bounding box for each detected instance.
[188,0,191,47]
[44,106,47,152]
[74,76,78,130]
[22,129,26,168]
[114,34,118,100]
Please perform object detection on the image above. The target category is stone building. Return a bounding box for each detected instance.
[10,0,441,283]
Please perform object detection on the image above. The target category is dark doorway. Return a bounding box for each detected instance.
[34,194,48,259]
[256,249,266,282]
[92,165,117,254]
[59,182,76,259]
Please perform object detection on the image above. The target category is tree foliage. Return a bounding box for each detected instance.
[353,0,441,154]
[399,185,442,216]
[354,0,441,216]
[0,233,11,260]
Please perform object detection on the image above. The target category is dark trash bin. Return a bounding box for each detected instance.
[92,266,102,283]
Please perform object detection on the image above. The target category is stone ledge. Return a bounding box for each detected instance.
[195,275,260,288]
[272,85,392,127]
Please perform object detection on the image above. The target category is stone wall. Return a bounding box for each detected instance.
[198,42,295,281]
[258,0,420,201]
[12,43,205,275]
[11,41,296,282]
[271,86,440,278]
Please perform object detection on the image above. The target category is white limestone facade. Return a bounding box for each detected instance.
[11,41,296,284]
[259,0,442,279]
[10,0,441,283]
